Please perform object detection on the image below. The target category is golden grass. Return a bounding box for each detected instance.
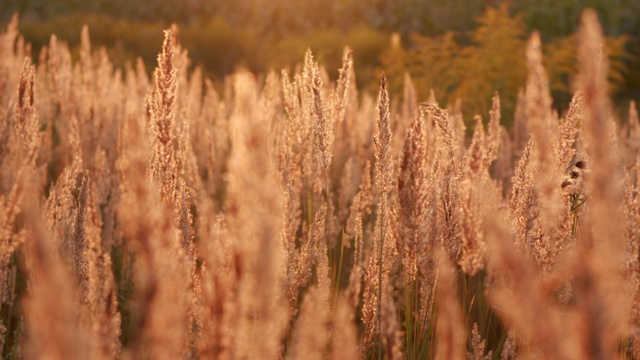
[0,9,638,360]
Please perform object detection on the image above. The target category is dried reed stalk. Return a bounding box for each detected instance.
[569,10,627,357]
[331,296,360,359]
[23,184,89,360]
[149,30,179,203]
[395,111,430,281]
[225,71,287,359]
[434,252,465,360]
[370,72,396,358]
[525,31,564,259]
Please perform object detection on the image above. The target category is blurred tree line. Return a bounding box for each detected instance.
[1,0,638,125]
[381,4,631,123]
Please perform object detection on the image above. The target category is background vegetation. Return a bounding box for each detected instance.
[0,0,638,124]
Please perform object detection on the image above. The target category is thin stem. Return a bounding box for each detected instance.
[334,231,345,307]
[378,192,387,360]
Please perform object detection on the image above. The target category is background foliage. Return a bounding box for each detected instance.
[1,0,638,124]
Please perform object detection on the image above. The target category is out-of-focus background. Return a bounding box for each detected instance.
[1,0,638,124]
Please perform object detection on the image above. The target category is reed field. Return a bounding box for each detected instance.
[0,8,640,360]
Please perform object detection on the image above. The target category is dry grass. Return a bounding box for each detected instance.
[0,9,638,360]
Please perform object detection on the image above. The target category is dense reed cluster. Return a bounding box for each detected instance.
[0,9,639,359]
